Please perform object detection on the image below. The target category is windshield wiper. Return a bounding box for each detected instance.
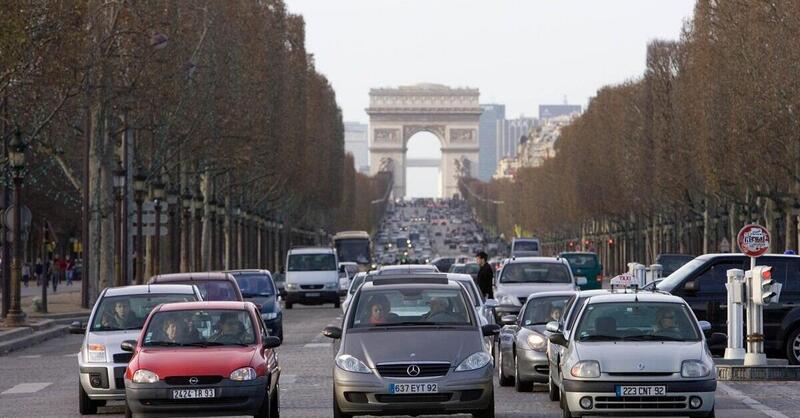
[145,341,181,347]
[624,334,686,342]
[578,334,621,342]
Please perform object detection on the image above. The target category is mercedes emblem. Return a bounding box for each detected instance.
[189,377,199,385]
[637,363,645,371]
[406,364,421,377]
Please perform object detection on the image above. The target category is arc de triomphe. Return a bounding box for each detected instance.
[367,83,481,198]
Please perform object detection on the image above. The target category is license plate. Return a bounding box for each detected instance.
[615,385,666,397]
[171,388,215,399]
[305,292,320,297]
[388,383,438,394]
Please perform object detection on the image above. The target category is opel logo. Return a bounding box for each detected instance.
[189,377,199,385]
[406,365,421,377]
[637,363,645,371]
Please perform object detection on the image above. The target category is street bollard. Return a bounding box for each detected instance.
[724,269,745,360]
[631,264,646,288]
[648,264,663,285]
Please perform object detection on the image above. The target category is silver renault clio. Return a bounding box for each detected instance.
[548,289,725,418]
[323,276,500,418]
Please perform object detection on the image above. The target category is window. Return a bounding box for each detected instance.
[233,273,275,297]
[91,293,197,332]
[562,254,598,269]
[193,281,239,301]
[697,262,742,294]
[351,288,473,328]
[514,241,539,252]
[143,309,256,347]
[288,254,337,271]
[574,302,700,342]
[522,296,571,326]
[500,262,571,284]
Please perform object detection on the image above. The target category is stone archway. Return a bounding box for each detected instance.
[367,83,481,198]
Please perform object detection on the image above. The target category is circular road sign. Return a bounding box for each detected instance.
[737,224,770,257]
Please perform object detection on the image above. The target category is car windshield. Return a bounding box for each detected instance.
[233,273,275,297]
[574,302,700,342]
[335,239,371,265]
[189,281,239,301]
[90,293,197,332]
[500,262,571,284]
[521,295,571,326]
[143,309,256,347]
[562,254,598,269]
[656,259,705,292]
[351,288,473,328]
[288,253,337,271]
[514,241,539,251]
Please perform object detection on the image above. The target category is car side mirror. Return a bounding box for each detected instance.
[500,315,518,326]
[120,340,137,352]
[707,332,726,347]
[263,336,282,349]
[484,299,498,308]
[683,280,698,293]
[576,276,587,287]
[323,326,342,339]
[698,320,712,333]
[482,324,501,336]
[548,332,568,347]
[69,321,86,335]
[545,321,561,333]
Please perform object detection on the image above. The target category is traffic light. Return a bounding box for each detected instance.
[751,266,776,305]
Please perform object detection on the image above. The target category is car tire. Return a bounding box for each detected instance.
[255,386,272,418]
[79,382,98,415]
[548,376,560,402]
[497,347,513,386]
[785,326,800,364]
[514,356,533,392]
[124,403,132,418]
[472,389,495,418]
[270,383,280,418]
[704,407,715,418]
[333,386,353,418]
[285,302,293,310]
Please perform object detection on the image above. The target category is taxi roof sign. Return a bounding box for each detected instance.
[610,273,637,288]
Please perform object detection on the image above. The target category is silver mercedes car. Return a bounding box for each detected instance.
[70,284,202,414]
[323,276,500,418]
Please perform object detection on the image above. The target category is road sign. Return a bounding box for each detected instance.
[3,205,32,232]
[737,224,770,257]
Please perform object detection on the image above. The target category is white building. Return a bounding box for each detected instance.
[344,121,369,173]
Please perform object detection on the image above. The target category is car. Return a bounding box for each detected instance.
[376,264,440,275]
[454,255,472,264]
[342,272,369,314]
[449,262,479,280]
[272,272,287,298]
[70,284,203,414]
[493,257,582,322]
[323,276,499,418]
[656,253,695,276]
[548,288,723,418]
[431,257,455,273]
[148,272,243,301]
[511,238,541,258]
[228,269,283,340]
[655,253,800,363]
[559,252,603,289]
[497,291,576,392]
[285,247,341,309]
[122,301,282,418]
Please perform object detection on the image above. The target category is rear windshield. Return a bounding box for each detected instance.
[91,293,198,332]
[350,288,473,328]
[562,254,598,269]
[288,253,337,271]
[233,273,275,297]
[192,281,239,301]
[514,241,539,252]
[500,262,571,284]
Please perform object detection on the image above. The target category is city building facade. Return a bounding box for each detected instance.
[478,104,505,181]
[344,121,370,173]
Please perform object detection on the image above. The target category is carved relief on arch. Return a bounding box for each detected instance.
[403,125,445,142]
[449,128,476,144]
[373,128,400,143]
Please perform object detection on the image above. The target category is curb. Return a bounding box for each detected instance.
[0,324,71,356]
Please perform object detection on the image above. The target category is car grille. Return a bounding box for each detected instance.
[164,376,223,385]
[300,284,324,290]
[375,393,452,403]
[113,353,133,363]
[376,362,450,378]
[594,396,687,409]
[606,372,674,377]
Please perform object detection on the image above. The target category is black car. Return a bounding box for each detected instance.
[228,269,283,340]
[656,253,800,363]
[656,253,695,276]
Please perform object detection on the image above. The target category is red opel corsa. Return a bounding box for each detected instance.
[122,301,281,418]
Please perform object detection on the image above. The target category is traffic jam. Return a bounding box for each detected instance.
[68,199,796,418]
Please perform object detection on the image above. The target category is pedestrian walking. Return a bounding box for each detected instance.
[22,262,30,287]
[34,258,43,286]
[66,256,74,286]
[50,257,58,292]
[475,251,494,299]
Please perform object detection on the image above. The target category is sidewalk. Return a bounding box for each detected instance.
[0,281,81,299]
[0,291,89,355]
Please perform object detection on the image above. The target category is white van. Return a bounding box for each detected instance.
[285,247,340,309]
[511,237,541,257]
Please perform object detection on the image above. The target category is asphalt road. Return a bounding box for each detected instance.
[1,304,799,418]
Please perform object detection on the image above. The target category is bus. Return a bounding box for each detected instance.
[332,231,372,271]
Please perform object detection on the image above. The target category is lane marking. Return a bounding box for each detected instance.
[304,342,331,348]
[2,383,52,395]
[718,382,790,418]
[17,355,41,359]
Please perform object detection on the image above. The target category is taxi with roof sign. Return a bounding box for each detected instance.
[546,279,726,418]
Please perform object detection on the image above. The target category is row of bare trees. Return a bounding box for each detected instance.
[465,0,800,275]
[1,1,385,305]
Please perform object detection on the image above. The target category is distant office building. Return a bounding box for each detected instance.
[498,116,537,159]
[539,104,581,120]
[344,121,369,173]
[478,104,505,181]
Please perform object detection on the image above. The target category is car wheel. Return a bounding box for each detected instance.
[703,407,715,418]
[285,302,293,310]
[472,389,495,418]
[548,376,560,402]
[785,327,800,364]
[270,383,280,418]
[78,382,98,415]
[514,356,533,392]
[333,386,353,418]
[497,347,513,386]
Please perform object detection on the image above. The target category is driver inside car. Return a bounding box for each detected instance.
[208,315,246,344]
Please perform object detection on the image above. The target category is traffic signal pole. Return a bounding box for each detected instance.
[724,268,744,360]
[744,257,767,366]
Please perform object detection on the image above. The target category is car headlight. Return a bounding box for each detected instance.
[455,352,492,372]
[681,360,710,378]
[571,360,600,378]
[86,343,106,363]
[499,295,521,306]
[132,369,159,384]
[286,283,298,290]
[335,354,371,374]
[325,282,338,290]
[230,367,257,381]
[262,312,279,320]
[526,333,546,351]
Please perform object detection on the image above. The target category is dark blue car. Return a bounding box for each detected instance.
[228,269,283,340]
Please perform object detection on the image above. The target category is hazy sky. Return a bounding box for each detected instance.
[285,0,696,122]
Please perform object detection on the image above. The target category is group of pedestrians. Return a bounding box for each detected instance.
[20,256,76,291]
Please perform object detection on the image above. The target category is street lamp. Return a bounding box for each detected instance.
[181,187,192,272]
[5,129,28,327]
[113,160,126,287]
[166,187,178,273]
[193,187,204,271]
[133,168,147,284]
[151,180,165,275]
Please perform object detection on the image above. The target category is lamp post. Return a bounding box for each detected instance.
[166,188,178,273]
[112,160,126,287]
[193,188,203,271]
[133,169,147,284]
[4,129,28,327]
[151,181,165,276]
[181,188,192,272]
